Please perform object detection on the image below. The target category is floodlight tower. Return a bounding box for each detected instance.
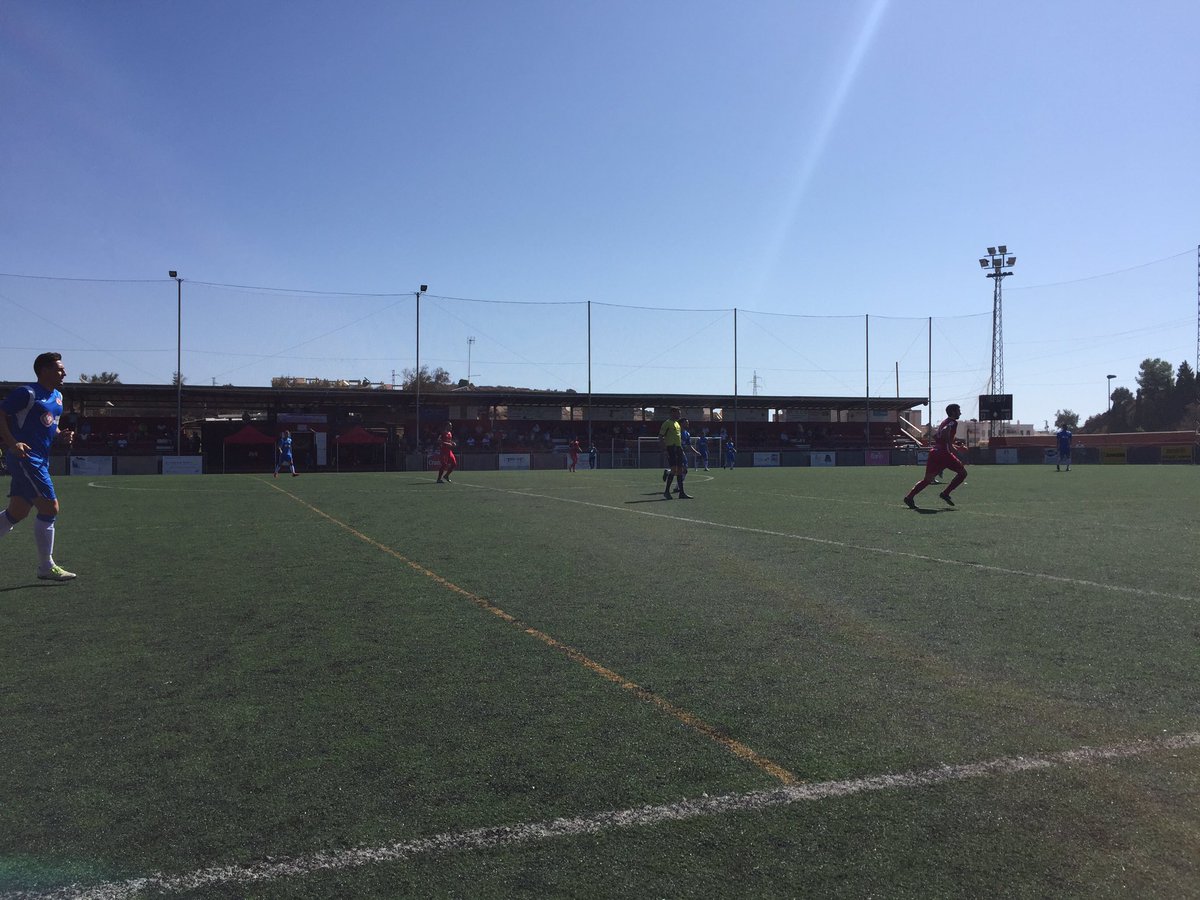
[978,246,1016,436]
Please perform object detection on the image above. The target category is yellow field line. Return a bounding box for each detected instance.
[265,480,799,785]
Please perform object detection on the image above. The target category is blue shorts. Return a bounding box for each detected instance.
[9,456,56,502]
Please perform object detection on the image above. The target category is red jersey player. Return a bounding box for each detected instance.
[904,403,968,508]
[436,421,457,484]
[568,438,581,472]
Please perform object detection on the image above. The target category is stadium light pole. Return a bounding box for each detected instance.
[467,336,475,386]
[169,270,182,455]
[978,246,1016,438]
[414,284,427,452]
[1107,373,1116,413]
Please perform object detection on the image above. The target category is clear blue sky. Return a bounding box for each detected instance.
[2,0,1197,428]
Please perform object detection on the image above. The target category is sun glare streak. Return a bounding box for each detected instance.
[755,0,891,299]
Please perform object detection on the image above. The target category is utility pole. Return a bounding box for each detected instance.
[414,284,427,450]
[169,270,182,455]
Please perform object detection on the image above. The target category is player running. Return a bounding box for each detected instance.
[904,403,968,509]
[436,422,457,483]
[0,352,77,580]
[274,429,298,477]
[568,437,581,472]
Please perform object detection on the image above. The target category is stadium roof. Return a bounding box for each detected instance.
[47,382,927,414]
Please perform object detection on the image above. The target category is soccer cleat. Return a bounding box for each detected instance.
[903,496,917,509]
[678,492,693,499]
[663,489,673,500]
[436,478,444,483]
[273,472,278,478]
[938,491,955,507]
[38,565,77,581]
[292,472,299,477]
[444,476,452,483]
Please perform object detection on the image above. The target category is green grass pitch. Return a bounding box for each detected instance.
[1,464,1197,897]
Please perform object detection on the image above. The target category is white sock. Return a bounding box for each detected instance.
[34,514,55,569]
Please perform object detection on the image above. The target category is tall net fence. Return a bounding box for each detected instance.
[0,274,999,415]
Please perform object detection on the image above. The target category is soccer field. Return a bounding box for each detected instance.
[1,465,1198,898]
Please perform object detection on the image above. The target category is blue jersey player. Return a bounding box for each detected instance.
[696,434,710,471]
[0,352,76,580]
[274,429,299,477]
[1056,427,1072,472]
[671,418,692,493]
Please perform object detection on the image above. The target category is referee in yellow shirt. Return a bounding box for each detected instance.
[659,406,692,500]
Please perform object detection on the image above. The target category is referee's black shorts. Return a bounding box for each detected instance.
[666,445,684,468]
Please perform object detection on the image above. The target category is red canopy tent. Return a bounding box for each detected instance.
[222,425,275,473]
[335,426,387,471]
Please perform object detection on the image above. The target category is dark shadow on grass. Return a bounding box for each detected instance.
[0,582,69,593]
[908,506,948,515]
[627,496,674,504]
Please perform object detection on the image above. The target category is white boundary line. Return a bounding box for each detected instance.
[462,482,1200,604]
[10,731,1198,900]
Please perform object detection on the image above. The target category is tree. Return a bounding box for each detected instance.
[1133,358,1174,430]
[1171,360,1197,423]
[79,372,120,384]
[1135,358,1174,395]
[401,365,452,391]
[1110,386,1133,406]
[1054,409,1079,430]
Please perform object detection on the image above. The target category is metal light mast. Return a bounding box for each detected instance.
[978,246,1016,436]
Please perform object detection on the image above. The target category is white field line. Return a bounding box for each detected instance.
[463,482,1200,604]
[85,482,249,494]
[726,483,1197,532]
[10,731,1199,900]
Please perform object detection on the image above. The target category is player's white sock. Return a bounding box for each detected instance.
[34,514,56,568]
[0,510,16,538]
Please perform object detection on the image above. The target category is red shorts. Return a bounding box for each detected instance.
[440,451,457,468]
[925,448,964,478]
